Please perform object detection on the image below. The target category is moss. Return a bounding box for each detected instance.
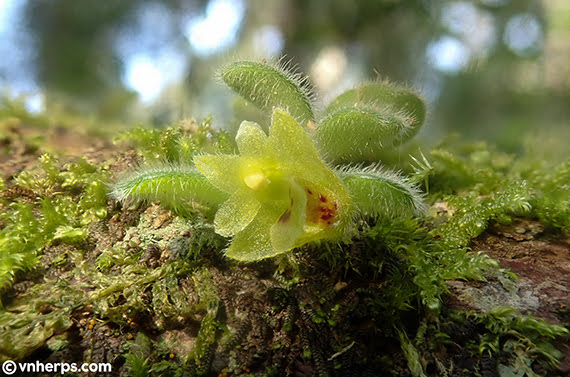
[189,268,220,372]
[113,116,234,164]
[445,307,568,375]
[0,78,568,376]
[433,183,532,249]
[419,140,570,235]
[0,154,108,293]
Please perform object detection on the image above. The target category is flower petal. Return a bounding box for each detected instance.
[236,121,269,157]
[194,155,243,193]
[268,109,345,191]
[268,109,321,168]
[225,202,285,261]
[270,180,307,252]
[214,192,261,237]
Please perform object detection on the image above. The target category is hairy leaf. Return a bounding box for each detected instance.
[220,60,315,126]
[315,106,413,163]
[339,165,426,219]
[111,164,228,214]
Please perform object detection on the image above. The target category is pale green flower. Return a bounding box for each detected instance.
[194,109,353,261]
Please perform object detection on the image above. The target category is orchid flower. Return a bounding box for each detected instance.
[193,108,353,261]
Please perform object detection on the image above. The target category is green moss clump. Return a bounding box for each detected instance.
[0,155,108,293]
[113,116,233,164]
[434,183,532,248]
[413,140,570,242]
[446,307,568,375]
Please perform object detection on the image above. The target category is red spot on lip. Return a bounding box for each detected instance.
[321,213,333,221]
[318,194,327,203]
[307,189,313,195]
[333,202,338,209]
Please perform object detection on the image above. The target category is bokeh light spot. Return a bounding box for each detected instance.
[504,13,543,57]
[441,2,496,57]
[124,55,164,103]
[186,0,245,56]
[311,46,347,92]
[253,25,284,57]
[24,92,45,114]
[114,2,190,104]
[426,36,471,74]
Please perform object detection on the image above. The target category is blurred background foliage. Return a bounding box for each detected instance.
[0,0,568,155]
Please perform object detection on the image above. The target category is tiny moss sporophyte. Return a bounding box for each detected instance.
[194,109,353,261]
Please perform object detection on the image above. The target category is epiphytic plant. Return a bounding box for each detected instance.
[112,59,426,261]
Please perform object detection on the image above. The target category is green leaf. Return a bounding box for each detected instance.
[325,81,426,140]
[339,165,426,219]
[315,106,412,163]
[220,60,315,126]
[316,81,425,163]
[52,226,87,244]
[397,328,427,377]
[111,163,228,213]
